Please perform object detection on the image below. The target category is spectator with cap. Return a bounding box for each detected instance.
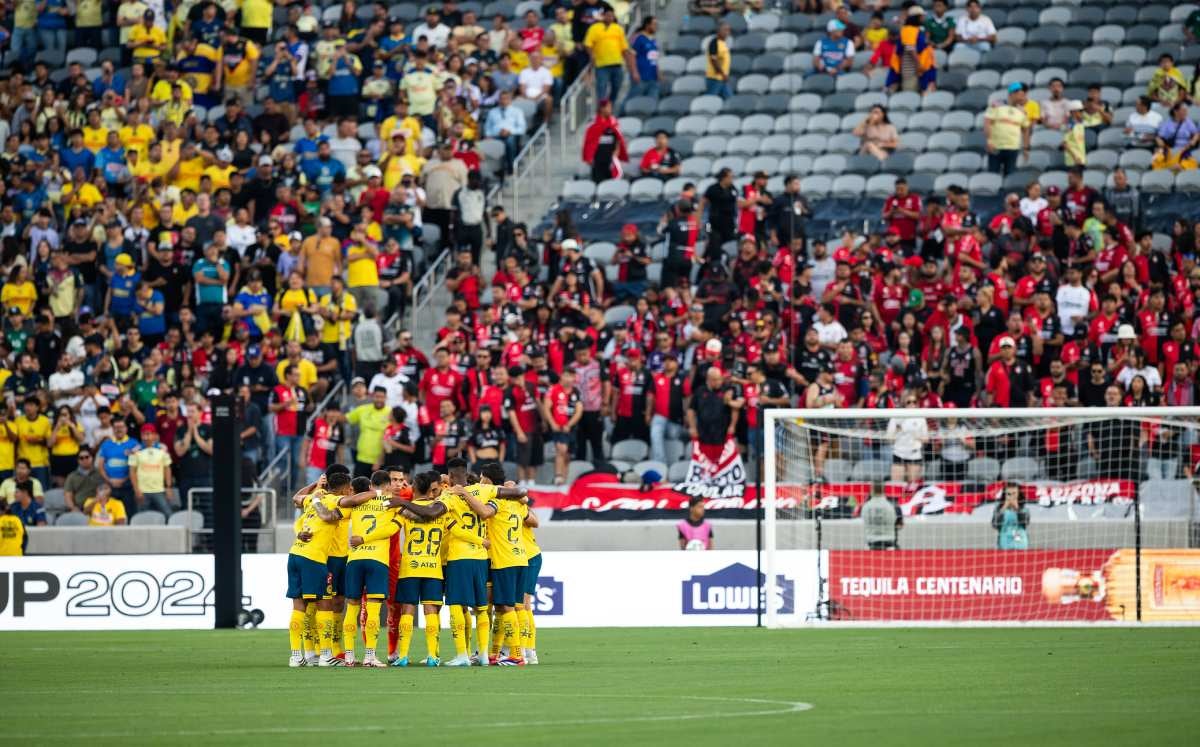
[985,335,1035,407]
[582,98,628,183]
[955,0,996,53]
[813,19,855,77]
[984,84,1032,176]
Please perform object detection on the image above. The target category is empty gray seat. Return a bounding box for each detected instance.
[793,134,827,153]
[561,180,596,201]
[671,75,707,96]
[926,131,962,152]
[630,178,664,202]
[969,172,1002,196]
[689,95,724,115]
[757,133,792,155]
[1118,149,1153,171]
[693,135,726,156]
[881,152,914,175]
[596,180,629,201]
[168,509,205,530]
[845,155,880,175]
[826,133,860,154]
[667,460,691,482]
[707,115,742,135]
[914,152,949,172]
[676,115,709,136]
[130,510,167,526]
[966,457,1001,483]
[1001,456,1043,481]
[711,156,745,175]
[741,114,774,135]
[789,93,822,112]
[823,458,855,483]
[737,74,770,95]
[866,173,897,198]
[948,152,983,173]
[941,111,975,132]
[907,111,942,132]
[812,154,846,174]
[802,174,833,198]
[1177,171,1200,192]
[680,157,712,177]
[921,90,955,112]
[851,459,890,482]
[806,113,840,133]
[56,512,88,526]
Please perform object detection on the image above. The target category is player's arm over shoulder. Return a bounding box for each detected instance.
[313,496,342,522]
[338,490,376,508]
[392,498,448,521]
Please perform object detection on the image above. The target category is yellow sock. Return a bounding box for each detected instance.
[475,609,490,658]
[424,609,440,660]
[331,606,344,656]
[529,609,537,650]
[288,609,305,653]
[342,602,360,659]
[449,605,468,657]
[490,608,502,656]
[398,613,414,659]
[303,603,318,656]
[502,610,521,660]
[316,610,334,657]
[517,605,531,652]
[364,603,381,659]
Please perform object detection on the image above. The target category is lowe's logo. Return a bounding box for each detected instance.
[533,576,563,615]
[682,562,794,615]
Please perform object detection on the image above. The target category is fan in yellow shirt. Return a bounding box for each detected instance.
[82,110,109,153]
[170,143,207,192]
[0,500,24,555]
[118,112,156,160]
[379,104,422,156]
[129,13,167,61]
[381,136,426,188]
[85,483,128,526]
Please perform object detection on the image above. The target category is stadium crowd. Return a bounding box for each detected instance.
[0,0,1198,543]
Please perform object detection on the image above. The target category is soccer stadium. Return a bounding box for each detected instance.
[0,0,1198,744]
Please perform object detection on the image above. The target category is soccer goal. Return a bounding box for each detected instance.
[762,407,1200,627]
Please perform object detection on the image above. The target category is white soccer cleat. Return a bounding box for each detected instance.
[289,654,304,668]
[304,654,320,667]
[499,645,509,658]
[343,652,356,667]
[526,649,539,665]
[362,654,386,668]
[443,654,472,667]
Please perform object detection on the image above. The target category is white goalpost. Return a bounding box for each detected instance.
[762,407,1200,627]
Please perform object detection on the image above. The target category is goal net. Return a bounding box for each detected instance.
[763,407,1200,626]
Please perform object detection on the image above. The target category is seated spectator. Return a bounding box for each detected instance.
[1125,96,1164,149]
[677,496,713,550]
[924,0,956,53]
[955,0,995,53]
[813,20,855,77]
[1080,85,1113,134]
[517,50,555,123]
[639,130,681,180]
[9,482,46,529]
[1104,169,1140,229]
[1019,181,1046,224]
[484,89,527,175]
[85,482,127,526]
[853,105,899,161]
[63,448,103,513]
[863,12,888,50]
[1153,103,1200,172]
[1041,78,1070,131]
[1147,54,1188,108]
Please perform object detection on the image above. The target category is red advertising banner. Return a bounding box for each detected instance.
[828,549,1133,621]
[529,476,1136,519]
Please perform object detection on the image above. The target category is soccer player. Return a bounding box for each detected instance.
[390,470,453,667]
[340,471,398,667]
[440,457,526,666]
[385,469,412,663]
[286,470,352,667]
[291,464,352,663]
[460,461,528,666]
[519,499,541,664]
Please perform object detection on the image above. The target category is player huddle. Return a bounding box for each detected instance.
[285,457,541,668]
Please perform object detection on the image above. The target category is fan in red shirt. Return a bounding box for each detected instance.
[831,341,864,407]
[1161,320,1198,375]
[1136,288,1173,366]
[882,179,921,252]
[737,171,772,241]
[419,348,465,416]
[1063,168,1098,224]
[544,369,582,484]
[986,336,1032,407]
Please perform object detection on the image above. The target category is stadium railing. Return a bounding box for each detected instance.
[186,487,277,553]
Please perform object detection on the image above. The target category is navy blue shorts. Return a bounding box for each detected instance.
[344,559,389,599]
[444,559,489,607]
[520,553,543,598]
[394,576,444,606]
[489,566,524,607]
[286,554,328,599]
[325,555,347,597]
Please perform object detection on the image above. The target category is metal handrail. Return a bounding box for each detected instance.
[408,245,457,336]
[510,124,552,220]
[185,487,277,552]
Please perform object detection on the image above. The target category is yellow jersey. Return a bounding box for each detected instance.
[444,484,491,562]
[583,21,628,68]
[486,495,528,569]
[521,521,541,558]
[289,492,342,564]
[0,514,24,555]
[88,497,127,526]
[275,358,318,393]
[347,495,399,565]
[400,499,453,579]
[0,423,14,471]
[15,415,50,468]
[82,126,109,153]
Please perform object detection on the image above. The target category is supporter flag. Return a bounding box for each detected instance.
[686,438,745,487]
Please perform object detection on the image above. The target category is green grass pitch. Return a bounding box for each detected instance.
[1,628,1197,746]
